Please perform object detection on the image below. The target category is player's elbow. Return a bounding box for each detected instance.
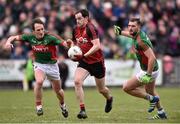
[93,39,101,49]
[95,42,101,50]
[96,44,101,50]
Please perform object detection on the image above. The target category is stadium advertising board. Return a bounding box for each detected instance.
[65,59,163,87]
[0,60,25,81]
[0,60,162,86]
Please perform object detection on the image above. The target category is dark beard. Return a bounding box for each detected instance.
[132,31,138,36]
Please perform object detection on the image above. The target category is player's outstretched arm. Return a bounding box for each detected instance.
[47,31,74,48]
[46,31,69,47]
[5,35,21,49]
[46,31,65,41]
[114,25,133,38]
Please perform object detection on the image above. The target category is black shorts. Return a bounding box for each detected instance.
[77,60,105,79]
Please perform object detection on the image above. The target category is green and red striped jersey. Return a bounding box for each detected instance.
[21,33,63,64]
[133,31,158,71]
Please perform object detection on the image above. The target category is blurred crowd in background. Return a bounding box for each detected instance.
[0,0,179,60]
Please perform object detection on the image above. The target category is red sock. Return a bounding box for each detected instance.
[60,101,64,106]
[80,103,85,111]
[36,101,42,106]
[108,96,112,101]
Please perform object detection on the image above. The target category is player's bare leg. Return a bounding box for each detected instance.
[74,67,89,119]
[123,76,158,111]
[51,80,64,104]
[95,77,113,113]
[145,82,167,119]
[123,76,160,106]
[123,76,147,98]
[123,76,167,119]
[145,81,161,110]
[51,79,68,118]
[34,69,46,116]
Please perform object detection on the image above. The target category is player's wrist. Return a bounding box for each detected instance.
[62,41,67,47]
[83,53,87,58]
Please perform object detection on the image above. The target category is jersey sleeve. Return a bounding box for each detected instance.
[86,24,98,40]
[46,32,65,45]
[21,34,30,42]
[141,38,153,52]
[50,35,62,45]
[140,32,152,48]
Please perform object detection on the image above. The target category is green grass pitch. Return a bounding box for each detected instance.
[0,87,180,123]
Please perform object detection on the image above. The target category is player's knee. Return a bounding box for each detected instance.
[53,85,61,93]
[122,83,130,93]
[55,89,63,96]
[99,89,104,94]
[34,83,42,91]
[74,79,82,87]
[35,80,43,87]
[98,88,107,94]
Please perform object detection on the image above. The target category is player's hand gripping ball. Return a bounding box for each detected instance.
[68,46,83,61]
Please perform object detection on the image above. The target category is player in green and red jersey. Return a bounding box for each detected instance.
[5,18,68,118]
[114,18,167,119]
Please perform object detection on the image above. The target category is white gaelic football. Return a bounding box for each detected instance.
[68,46,82,60]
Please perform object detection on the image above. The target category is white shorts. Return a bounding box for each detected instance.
[136,69,159,82]
[33,62,60,80]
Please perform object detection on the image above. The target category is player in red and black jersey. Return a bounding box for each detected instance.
[67,9,113,119]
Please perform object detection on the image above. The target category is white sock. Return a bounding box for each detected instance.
[158,109,165,114]
[146,94,153,101]
[36,105,42,110]
[60,103,66,107]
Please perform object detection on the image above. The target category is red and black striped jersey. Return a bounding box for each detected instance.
[72,22,104,64]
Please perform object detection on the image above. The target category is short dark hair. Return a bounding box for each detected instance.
[31,18,45,30]
[75,9,89,18]
[129,18,141,25]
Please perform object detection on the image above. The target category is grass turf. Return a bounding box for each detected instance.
[0,87,180,123]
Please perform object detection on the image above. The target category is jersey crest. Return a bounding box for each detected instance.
[76,37,88,44]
